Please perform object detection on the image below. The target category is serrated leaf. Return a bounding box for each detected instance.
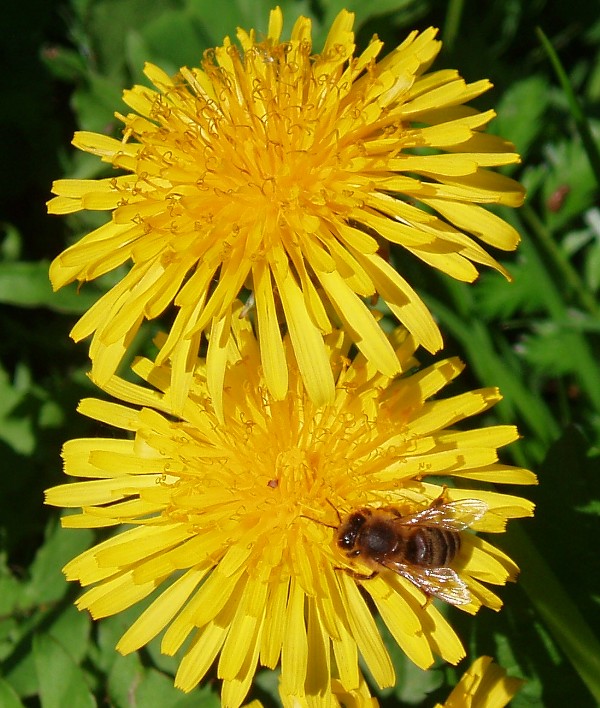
[33,633,96,708]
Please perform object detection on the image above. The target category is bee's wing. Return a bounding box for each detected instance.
[383,560,471,606]
[395,499,487,532]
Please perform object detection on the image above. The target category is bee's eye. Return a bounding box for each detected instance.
[338,533,355,549]
[353,513,366,525]
[337,513,366,550]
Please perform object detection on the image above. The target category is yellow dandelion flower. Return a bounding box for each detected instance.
[280,674,378,707]
[48,7,524,408]
[45,304,535,707]
[436,656,524,708]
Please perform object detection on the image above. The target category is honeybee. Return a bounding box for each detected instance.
[333,494,487,606]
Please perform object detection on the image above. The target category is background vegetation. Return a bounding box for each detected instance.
[1,0,599,705]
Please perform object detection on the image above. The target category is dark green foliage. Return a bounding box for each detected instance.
[1,0,599,705]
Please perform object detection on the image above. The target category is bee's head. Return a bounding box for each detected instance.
[337,511,367,550]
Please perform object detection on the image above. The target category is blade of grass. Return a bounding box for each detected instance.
[424,285,560,457]
[536,26,600,189]
[500,522,600,703]
[521,203,600,318]
[442,0,465,53]
[515,215,600,414]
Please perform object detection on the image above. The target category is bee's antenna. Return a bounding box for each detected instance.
[299,498,341,529]
[324,497,342,524]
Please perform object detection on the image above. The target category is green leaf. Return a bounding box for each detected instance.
[26,519,94,607]
[476,261,546,320]
[520,321,587,376]
[583,232,600,293]
[541,138,597,231]
[186,0,313,50]
[47,604,93,667]
[0,261,100,313]
[323,0,422,28]
[95,603,146,675]
[537,27,600,191]
[106,651,145,708]
[0,364,35,455]
[3,641,39,698]
[144,633,180,676]
[41,46,88,82]
[137,669,220,708]
[0,222,23,261]
[135,9,209,70]
[0,554,25,618]
[375,615,443,704]
[172,687,221,707]
[33,633,96,708]
[71,73,125,134]
[492,76,549,159]
[0,678,25,708]
[500,427,600,703]
[84,0,182,76]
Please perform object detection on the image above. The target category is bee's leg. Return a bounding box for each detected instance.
[335,566,378,581]
[420,592,434,610]
[431,485,451,507]
[387,508,402,518]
